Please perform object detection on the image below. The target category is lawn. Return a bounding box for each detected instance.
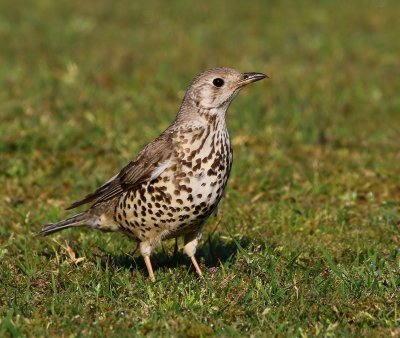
[0,0,399,336]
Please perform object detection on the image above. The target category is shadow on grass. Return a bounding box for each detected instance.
[96,234,252,275]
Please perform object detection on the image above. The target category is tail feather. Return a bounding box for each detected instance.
[38,212,90,236]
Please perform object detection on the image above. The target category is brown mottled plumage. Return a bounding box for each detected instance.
[39,68,267,281]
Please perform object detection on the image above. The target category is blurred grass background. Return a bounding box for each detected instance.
[0,0,399,336]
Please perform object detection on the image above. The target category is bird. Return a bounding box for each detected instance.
[38,67,267,281]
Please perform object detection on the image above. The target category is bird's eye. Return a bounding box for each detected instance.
[212,78,224,87]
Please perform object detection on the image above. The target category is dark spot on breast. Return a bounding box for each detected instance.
[193,159,201,171]
[183,161,192,168]
[211,158,220,170]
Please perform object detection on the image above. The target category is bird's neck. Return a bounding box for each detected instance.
[176,101,229,127]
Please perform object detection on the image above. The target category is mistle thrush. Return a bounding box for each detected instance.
[39,68,267,281]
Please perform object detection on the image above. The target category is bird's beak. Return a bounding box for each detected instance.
[237,72,268,87]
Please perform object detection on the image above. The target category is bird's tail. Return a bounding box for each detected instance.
[37,212,93,236]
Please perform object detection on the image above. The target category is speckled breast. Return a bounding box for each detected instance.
[115,124,232,242]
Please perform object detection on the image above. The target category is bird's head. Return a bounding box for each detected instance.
[180,67,267,117]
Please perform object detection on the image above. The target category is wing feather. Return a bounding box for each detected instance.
[66,133,173,210]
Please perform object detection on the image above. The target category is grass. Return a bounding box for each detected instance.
[1,0,399,336]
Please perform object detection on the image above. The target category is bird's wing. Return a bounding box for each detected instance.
[66,133,174,210]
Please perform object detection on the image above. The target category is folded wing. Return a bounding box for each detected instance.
[66,134,173,210]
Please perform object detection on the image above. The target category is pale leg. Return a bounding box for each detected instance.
[184,231,203,278]
[144,256,155,282]
[140,242,155,281]
[190,255,203,278]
